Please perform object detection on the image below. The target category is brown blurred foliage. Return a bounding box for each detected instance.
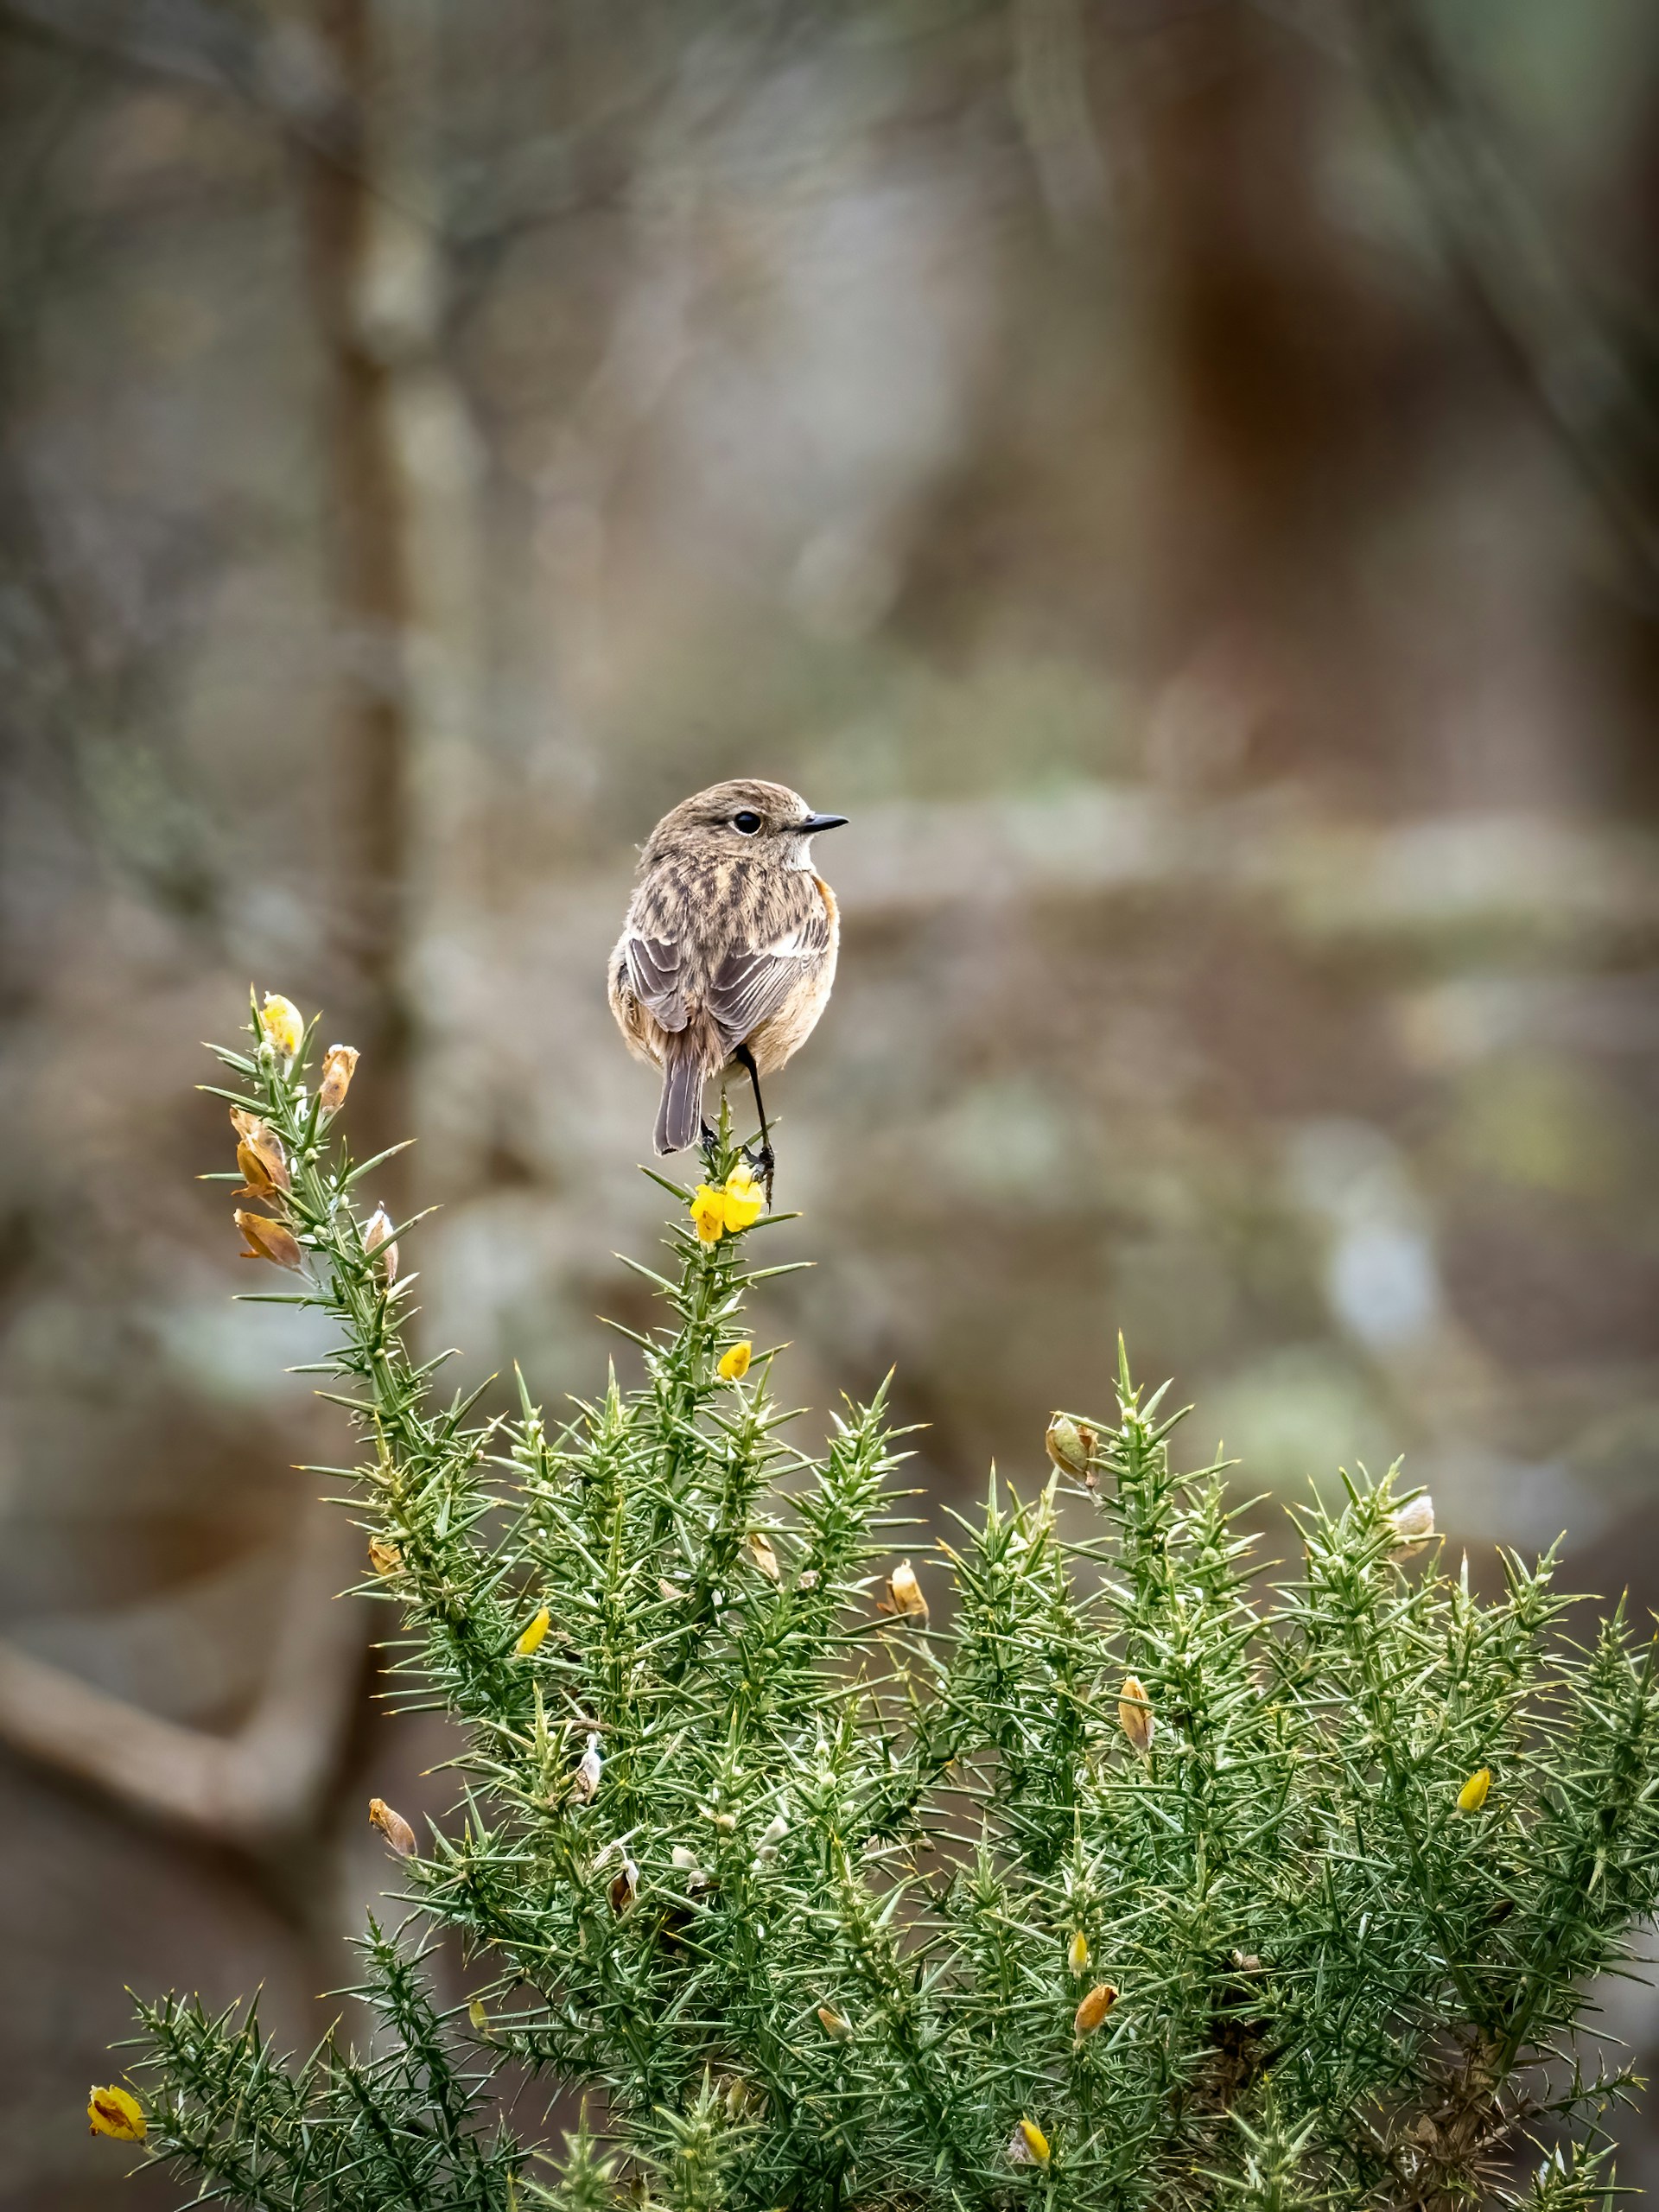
[3,0,1659,2203]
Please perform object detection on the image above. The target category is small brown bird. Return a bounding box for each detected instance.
[608,779,848,1179]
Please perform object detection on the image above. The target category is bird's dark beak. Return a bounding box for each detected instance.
[798,812,849,834]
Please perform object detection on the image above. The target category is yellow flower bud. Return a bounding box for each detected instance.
[318,1043,359,1116]
[368,1796,416,1855]
[1073,1983,1117,2037]
[87,2084,146,2142]
[258,993,304,1062]
[817,2005,852,2039]
[1009,2118,1051,2167]
[885,1559,929,1625]
[368,1537,403,1575]
[1118,1676,1154,1756]
[516,1606,551,1656]
[235,1210,303,1270]
[467,1997,492,2038]
[1458,1766,1491,1814]
[1066,1929,1090,1975]
[363,1205,398,1282]
[718,1340,753,1382]
[1045,1413,1098,1484]
[746,1531,782,1585]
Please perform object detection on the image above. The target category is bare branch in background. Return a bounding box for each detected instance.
[0,1504,365,1847]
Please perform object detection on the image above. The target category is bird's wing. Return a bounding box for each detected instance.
[624,932,690,1033]
[706,902,831,1049]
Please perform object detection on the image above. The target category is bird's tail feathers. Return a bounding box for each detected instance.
[655,1039,709,1155]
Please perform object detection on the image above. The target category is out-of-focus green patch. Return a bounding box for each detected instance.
[1438,1052,1636,1201]
[1202,1343,1399,1510]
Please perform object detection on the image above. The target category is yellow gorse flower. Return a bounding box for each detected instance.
[1066,1929,1090,1975]
[88,2085,146,2142]
[258,993,304,1062]
[1458,1766,1492,1813]
[689,1165,767,1244]
[516,1606,551,1656]
[721,1163,766,1229]
[718,1340,753,1381]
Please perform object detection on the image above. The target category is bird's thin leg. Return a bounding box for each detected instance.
[734,1043,774,1202]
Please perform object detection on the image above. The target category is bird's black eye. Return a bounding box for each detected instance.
[731,810,762,836]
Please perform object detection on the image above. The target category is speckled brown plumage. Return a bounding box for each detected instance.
[608,779,846,1159]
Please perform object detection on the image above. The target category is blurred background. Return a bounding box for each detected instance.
[4,0,1659,2202]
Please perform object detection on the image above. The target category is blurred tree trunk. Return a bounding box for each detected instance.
[297,0,485,1166]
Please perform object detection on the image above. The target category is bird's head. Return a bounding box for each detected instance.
[642,779,849,873]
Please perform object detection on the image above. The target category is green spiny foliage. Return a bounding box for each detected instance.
[107,995,1658,2212]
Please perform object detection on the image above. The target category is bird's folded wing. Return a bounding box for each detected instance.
[624,934,689,1033]
[707,906,830,1048]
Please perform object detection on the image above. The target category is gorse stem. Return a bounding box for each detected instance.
[104,994,1659,2212]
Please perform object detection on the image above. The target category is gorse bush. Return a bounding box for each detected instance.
[96,993,1659,2211]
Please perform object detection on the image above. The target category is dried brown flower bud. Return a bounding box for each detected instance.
[368,1536,404,1575]
[570,1732,603,1804]
[797,1568,820,1591]
[1073,1983,1117,2037]
[363,1205,398,1282]
[658,1579,689,1603]
[1389,1492,1435,1556]
[885,1559,928,1625]
[368,1796,416,1856]
[609,1856,639,1914]
[1118,1675,1154,1756]
[230,1112,290,1202]
[318,1043,359,1116]
[745,1531,782,1585]
[235,1210,303,1270]
[671,1844,712,1895]
[817,2005,852,2040]
[1046,1413,1099,1484]
[724,2077,760,2122]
